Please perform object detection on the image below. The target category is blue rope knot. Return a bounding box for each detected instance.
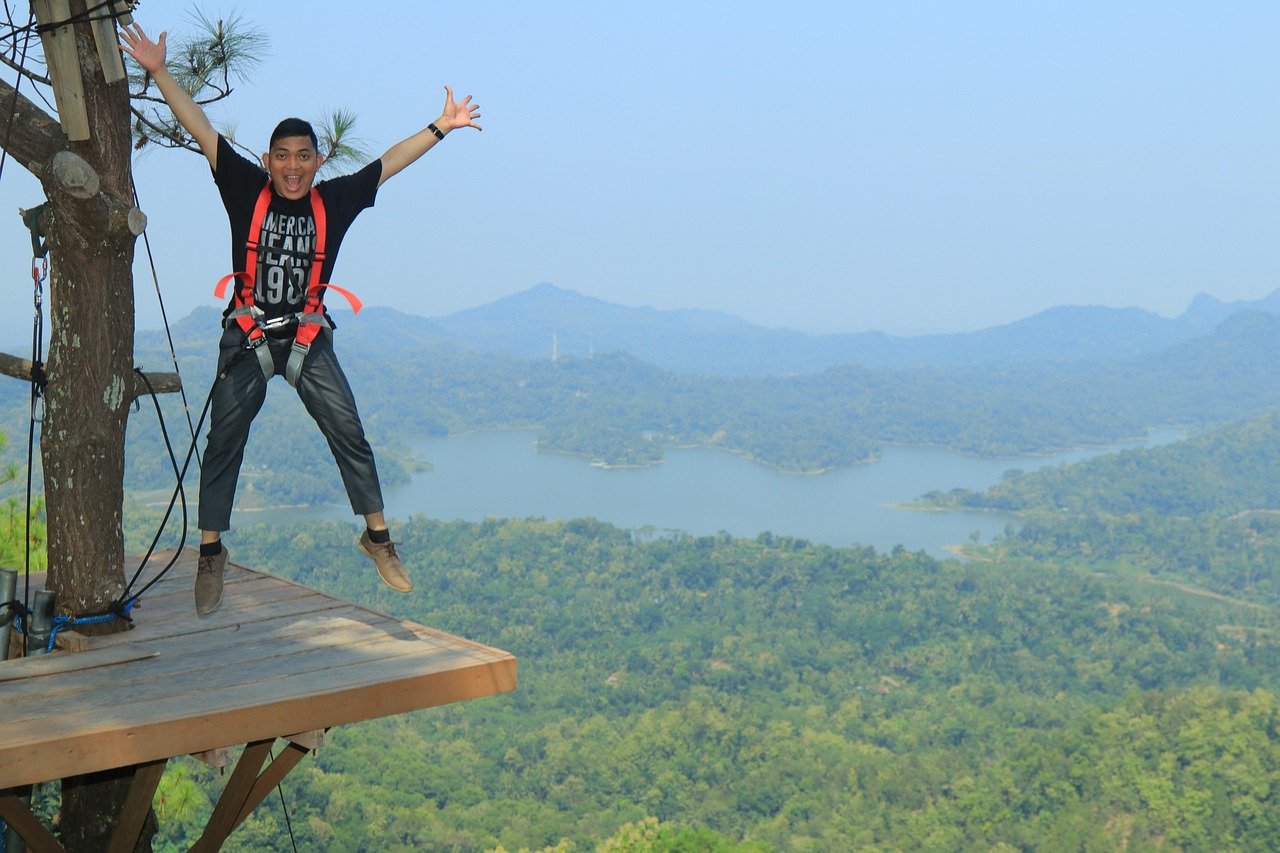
[43,597,139,653]
[1,598,32,630]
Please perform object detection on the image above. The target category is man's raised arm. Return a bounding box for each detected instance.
[378,85,482,187]
[119,23,220,169]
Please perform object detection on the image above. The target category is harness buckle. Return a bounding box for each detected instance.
[259,313,299,332]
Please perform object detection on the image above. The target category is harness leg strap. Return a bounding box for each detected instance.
[284,315,330,388]
[254,341,275,380]
[284,342,309,388]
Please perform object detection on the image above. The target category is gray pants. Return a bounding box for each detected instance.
[198,324,384,532]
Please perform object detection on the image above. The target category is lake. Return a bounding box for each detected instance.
[236,428,1183,559]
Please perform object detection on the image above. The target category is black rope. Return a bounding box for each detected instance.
[21,258,46,657]
[0,5,33,185]
[31,0,129,36]
[0,598,32,625]
[269,745,301,853]
[120,345,256,604]
[117,368,211,603]
[0,1,134,48]
[132,176,201,464]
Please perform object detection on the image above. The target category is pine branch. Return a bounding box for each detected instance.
[120,6,269,153]
[316,108,371,172]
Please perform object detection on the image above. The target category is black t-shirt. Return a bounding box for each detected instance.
[213,135,381,325]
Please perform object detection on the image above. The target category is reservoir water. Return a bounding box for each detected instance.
[237,428,1183,559]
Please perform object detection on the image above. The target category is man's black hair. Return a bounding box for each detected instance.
[270,117,319,151]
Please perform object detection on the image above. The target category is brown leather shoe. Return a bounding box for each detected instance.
[195,546,227,615]
[359,531,413,593]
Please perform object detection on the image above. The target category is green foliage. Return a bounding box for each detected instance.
[929,409,1280,517]
[930,409,1280,608]
[126,9,268,156]
[596,817,767,852]
[0,430,46,571]
[143,516,1280,851]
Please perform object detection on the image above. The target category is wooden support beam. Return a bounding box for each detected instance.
[0,351,181,398]
[105,757,167,853]
[116,762,167,838]
[191,738,273,852]
[0,790,65,852]
[230,740,314,833]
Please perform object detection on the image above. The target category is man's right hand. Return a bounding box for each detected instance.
[118,23,167,75]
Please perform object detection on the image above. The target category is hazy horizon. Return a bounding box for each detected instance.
[2,2,1279,345]
[114,279,1269,342]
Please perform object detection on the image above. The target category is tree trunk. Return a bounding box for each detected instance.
[40,2,136,613]
[0,3,150,849]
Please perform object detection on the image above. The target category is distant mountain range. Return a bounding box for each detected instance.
[425,283,1280,376]
[138,283,1280,381]
[116,288,1280,479]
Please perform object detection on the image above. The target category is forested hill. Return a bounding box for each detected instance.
[926,409,1280,517]
[429,282,1280,375]
[926,406,1280,608]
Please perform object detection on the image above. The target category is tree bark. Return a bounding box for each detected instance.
[38,5,136,617]
[0,4,151,850]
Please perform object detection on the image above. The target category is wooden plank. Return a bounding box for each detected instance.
[106,757,167,853]
[0,631,510,745]
[191,746,234,769]
[89,1,128,84]
[0,651,515,787]
[0,554,516,791]
[0,616,424,718]
[0,616,487,715]
[0,792,65,852]
[52,629,91,652]
[90,584,346,648]
[286,729,326,750]
[0,601,432,705]
[32,0,89,141]
[1,629,501,737]
[0,643,157,683]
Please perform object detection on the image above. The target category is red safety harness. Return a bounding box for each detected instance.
[214,183,363,386]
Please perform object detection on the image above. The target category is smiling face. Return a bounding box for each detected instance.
[262,136,324,200]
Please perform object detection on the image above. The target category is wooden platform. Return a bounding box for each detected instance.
[0,549,516,849]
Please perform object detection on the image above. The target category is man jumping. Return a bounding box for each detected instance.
[120,23,481,614]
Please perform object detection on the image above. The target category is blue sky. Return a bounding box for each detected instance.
[1,1,1279,346]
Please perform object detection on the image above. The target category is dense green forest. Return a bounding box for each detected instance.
[105,510,1278,851]
[8,303,1280,848]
